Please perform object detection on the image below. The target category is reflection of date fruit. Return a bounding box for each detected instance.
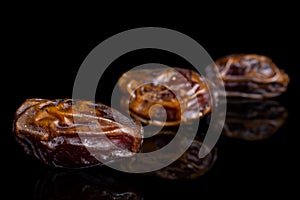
[119,68,211,126]
[223,99,287,140]
[154,138,217,180]
[35,169,142,200]
[13,99,143,168]
[213,54,289,98]
[142,134,217,180]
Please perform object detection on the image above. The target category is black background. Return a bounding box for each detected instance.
[2,10,300,199]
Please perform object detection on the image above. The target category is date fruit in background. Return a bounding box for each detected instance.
[213,54,289,99]
[119,68,211,126]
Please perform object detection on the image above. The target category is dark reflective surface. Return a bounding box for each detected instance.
[32,131,217,199]
[34,169,142,200]
[148,136,218,180]
[3,21,298,199]
[223,99,287,140]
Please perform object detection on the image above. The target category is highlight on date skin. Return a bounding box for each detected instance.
[13,99,143,168]
[118,67,212,126]
[209,54,289,99]
[13,53,290,171]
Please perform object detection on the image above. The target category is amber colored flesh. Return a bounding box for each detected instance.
[119,68,211,126]
[214,54,289,99]
[13,99,143,168]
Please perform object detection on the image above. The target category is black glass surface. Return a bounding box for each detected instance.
[2,20,299,199]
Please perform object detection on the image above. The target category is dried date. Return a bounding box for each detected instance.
[213,54,289,98]
[13,99,143,168]
[119,68,211,126]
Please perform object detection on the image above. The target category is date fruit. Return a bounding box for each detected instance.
[119,68,211,126]
[13,99,143,168]
[223,99,287,140]
[213,54,289,98]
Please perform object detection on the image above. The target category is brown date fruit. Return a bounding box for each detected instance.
[119,68,211,126]
[213,54,289,98]
[223,99,287,140]
[13,99,143,168]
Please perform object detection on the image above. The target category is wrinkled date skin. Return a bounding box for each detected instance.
[119,68,211,126]
[141,134,217,180]
[35,169,142,200]
[223,99,287,140]
[13,99,143,168]
[214,54,289,98]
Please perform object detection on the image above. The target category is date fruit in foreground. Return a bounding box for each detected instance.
[213,54,289,99]
[13,99,143,168]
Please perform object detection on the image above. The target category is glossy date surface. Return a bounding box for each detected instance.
[119,68,211,126]
[213,54,289,98]
[13,99,143,168]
